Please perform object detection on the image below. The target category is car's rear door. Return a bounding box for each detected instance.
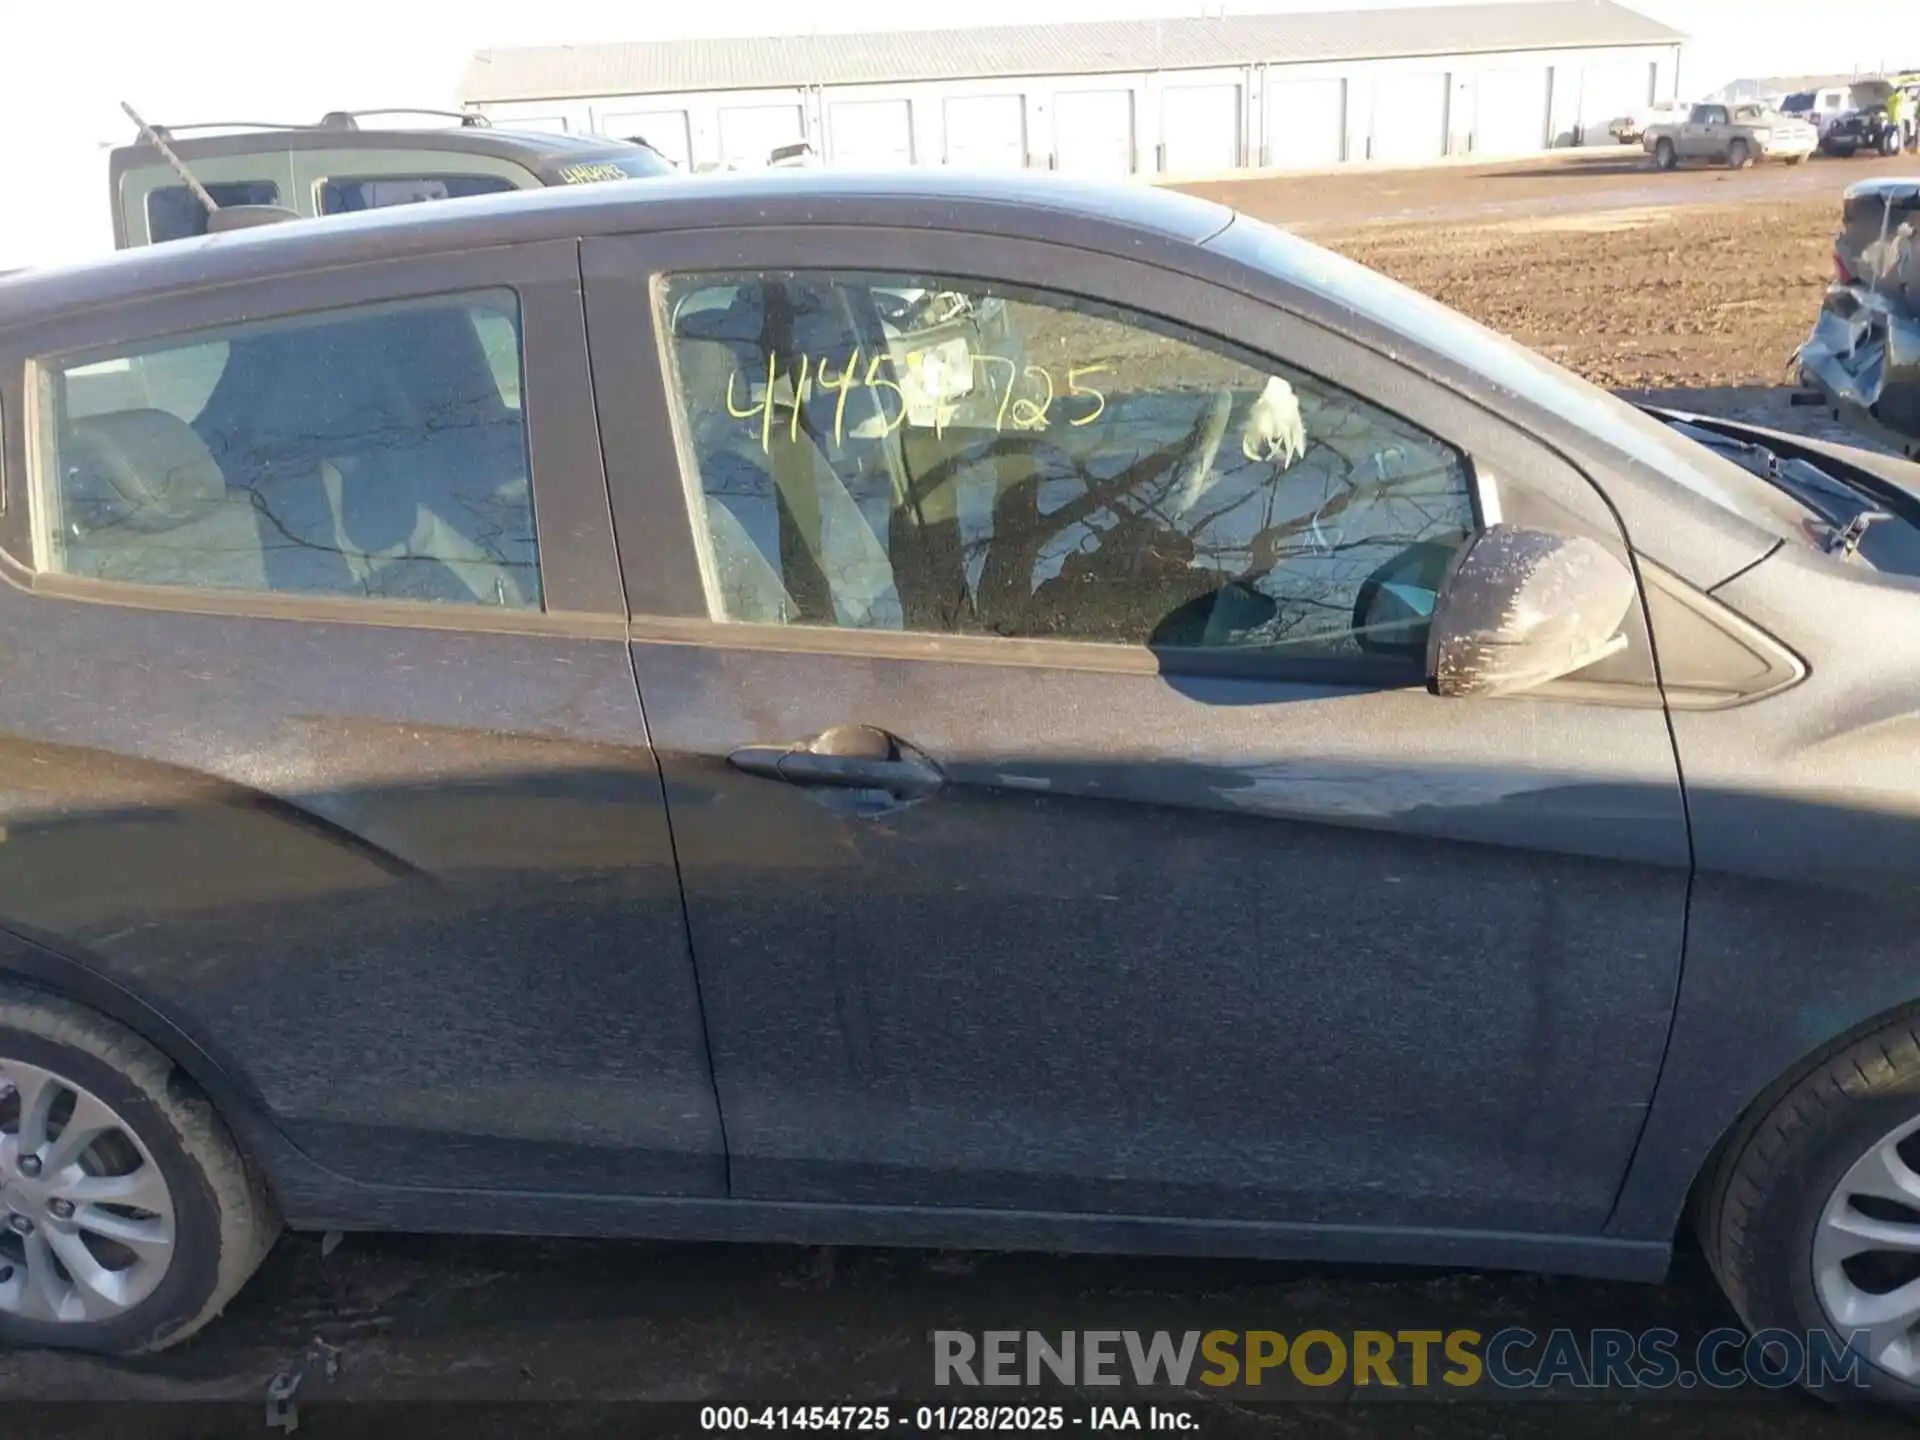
[0,240,725,1201]
[583,223,1690,1241]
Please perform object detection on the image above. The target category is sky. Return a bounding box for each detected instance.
[3,0,1916,268]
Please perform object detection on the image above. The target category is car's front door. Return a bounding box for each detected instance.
[585,226,1690,1237]
[0,241,724,1200]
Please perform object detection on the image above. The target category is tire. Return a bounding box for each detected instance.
[1785,154,1808,165]
[0,984,279,1353]
[1728,139,1753,170]
[1653,138,1677,171]
[1703,1005,1920,1405]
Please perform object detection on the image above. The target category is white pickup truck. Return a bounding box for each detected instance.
[1644,103,1818,170]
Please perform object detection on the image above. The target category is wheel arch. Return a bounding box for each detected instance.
[1669,995,1920,1251]
[0,922,289,1174]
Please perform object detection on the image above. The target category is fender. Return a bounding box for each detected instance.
[0,920,306,1174]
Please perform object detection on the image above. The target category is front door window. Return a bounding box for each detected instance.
[657,271,1476,670]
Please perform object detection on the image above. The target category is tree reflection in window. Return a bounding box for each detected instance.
[663,272,1476,659]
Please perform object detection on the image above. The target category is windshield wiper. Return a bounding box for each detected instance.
[1828,508,1892,557]
[1664,417,1872,522]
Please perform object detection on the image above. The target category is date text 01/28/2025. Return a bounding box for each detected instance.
[699,1405,1195,1432]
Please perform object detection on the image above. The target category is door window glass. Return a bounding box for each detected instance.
[657,272,1475,663]
[319,174,519,214]
[39,289,539,609]
[147,181,282,243]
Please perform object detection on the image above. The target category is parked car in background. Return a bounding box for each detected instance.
[1610,99,1688,145]
[14,173,1920,1412]
[1822,104,1907,158]
[1780,85,1857,136]
[110,109,674,247]
[1799,176,1920,456]
[1819,80,1910,157]
[767,142,821,168]
[1645,102,1817,170]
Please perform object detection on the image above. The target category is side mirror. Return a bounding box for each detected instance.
[1351,539,1458,661]
[1424,525,1635,698]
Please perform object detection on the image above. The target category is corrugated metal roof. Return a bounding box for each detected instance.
[459,2,1685,104]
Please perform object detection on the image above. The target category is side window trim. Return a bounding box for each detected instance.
[3,239,624,621]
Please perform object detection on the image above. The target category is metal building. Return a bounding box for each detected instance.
[456,1,1684,178]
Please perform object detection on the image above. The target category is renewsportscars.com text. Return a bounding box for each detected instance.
[933,1327,1872,1393]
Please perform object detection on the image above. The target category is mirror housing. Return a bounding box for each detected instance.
[1425,525,1635,699]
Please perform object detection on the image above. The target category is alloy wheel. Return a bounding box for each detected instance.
[0,1059,175,1323]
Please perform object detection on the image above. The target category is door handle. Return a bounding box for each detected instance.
[729,725,944,800]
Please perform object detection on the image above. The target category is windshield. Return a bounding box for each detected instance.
[1782,93,1815,113]
[1205,214,1799,539]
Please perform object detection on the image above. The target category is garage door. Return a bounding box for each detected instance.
[1055,90,1135,175]
[718,104,806,169]
[945,95,1027,169]
[1474,68,1549,156]
[602,109,692,169]
[1578,61,1654,143]
[831,99,914,167]
[1370,73,1448,163]
[1265,77,1345,168]
[1161,84,1240,173]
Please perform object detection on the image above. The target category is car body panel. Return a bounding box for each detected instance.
[0,238,724,1198]
[583,222,1689,1235]
[0,170,1917,1281]
[1612,538,1920,1235]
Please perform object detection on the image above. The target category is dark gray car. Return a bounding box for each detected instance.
[3,172,1920,1398]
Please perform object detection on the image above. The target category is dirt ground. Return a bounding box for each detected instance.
[1185,149,1916,405]
[13,150,1920,1438]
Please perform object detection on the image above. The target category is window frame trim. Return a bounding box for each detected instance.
[586,226,1544,685]
[2,238,627,626]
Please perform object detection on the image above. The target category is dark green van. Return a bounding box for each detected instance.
[110,110,675,247]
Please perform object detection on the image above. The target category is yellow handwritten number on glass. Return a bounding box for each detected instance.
[967,354,1018,431]
[1010,366,1055,431]
[816,349,861,448]
[1067,364,1112,427]
[863,355,907,437]
[724,355,779,455]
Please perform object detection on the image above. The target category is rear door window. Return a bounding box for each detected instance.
[147,181,282,243]
[38,289,540,609]
[319,174,520,214]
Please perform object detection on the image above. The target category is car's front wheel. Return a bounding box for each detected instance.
[1705,1007,1920,1404]
[1653,138,1678,170]
[1727,139,1753,169]
[0,984,279,1353]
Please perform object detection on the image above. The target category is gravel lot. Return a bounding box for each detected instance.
[1186,149,1919,448]
[15,150,1920,1438]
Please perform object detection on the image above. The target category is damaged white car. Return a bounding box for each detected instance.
[1798,178,1920,458]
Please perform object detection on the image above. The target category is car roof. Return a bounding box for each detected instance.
[0,170,1234,337]
[109,125,640,167]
